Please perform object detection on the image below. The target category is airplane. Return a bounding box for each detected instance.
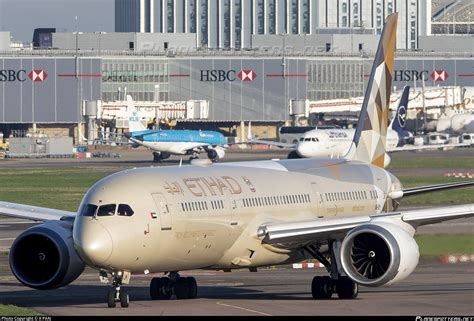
[248,86,412,166]
[1,13,473,309]
[123,95,228,163]
[250,85,469,162]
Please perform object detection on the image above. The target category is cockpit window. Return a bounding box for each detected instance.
[117,204,134,217]
[81,204,98,217]
[299,137,304,141]
[312,137,319,142]
[97,204,116,216]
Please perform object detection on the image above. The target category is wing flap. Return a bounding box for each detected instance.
[0,201,76,222]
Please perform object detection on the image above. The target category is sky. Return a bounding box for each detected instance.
[0,0,115,42]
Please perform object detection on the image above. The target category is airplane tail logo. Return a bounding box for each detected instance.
[345,13,398,168]
[391,85,410,132]
[126,95,146,133]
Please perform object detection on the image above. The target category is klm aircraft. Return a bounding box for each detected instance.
[124,96,228,162]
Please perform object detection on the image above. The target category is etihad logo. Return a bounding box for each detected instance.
[431,70,448,82]
[28,70,48,82]
[200,69,257,82]
[238,70,257,81]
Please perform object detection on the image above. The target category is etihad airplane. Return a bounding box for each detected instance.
[1,13,473,308]
[124,95,228,163]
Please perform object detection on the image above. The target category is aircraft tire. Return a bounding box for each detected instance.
[311,276,333,299]
[288,151,300,159]
[107,289,117,308]
[120,289,130,308]
[336,276,358,299]
[175,277,189,299]
[186,277,198,299]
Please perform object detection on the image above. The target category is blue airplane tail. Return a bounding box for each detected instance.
[391,85,410,133]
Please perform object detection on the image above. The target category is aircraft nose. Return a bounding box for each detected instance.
[74,219,113,267]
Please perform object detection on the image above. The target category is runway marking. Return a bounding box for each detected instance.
[0,238,16,241]
[216,302,272,316]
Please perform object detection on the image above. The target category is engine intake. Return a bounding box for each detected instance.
[9,221,85,290]
[340,221,419,287]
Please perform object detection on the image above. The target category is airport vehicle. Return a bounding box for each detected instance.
[1,14,473,309]
[428,133,450,145]
[124,95,228,163]
[461,133,474,145]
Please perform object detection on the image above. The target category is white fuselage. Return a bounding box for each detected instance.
[129,139,207,155]
[73,158,400,274]
[296,129,399,158]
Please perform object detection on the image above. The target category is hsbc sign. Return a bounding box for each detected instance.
[200,69,257,82]
[394,69,449,82]
[0,69,48,82]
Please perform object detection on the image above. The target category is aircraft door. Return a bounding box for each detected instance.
[151,193,172,230]
[311,182,331,217]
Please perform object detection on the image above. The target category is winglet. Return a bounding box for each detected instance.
[345,13,398,168]
[390,85,410,132]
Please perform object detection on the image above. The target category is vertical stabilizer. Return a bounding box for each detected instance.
[390,85,410,132]
[126,95,146,132]
[345,13,398,168]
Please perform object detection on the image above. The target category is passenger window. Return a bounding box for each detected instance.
[97,204,116,216]
[117,204,134,216]
[81,204,98,217]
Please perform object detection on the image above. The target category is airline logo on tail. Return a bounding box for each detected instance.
[397,105,406,128]
[345,13,398,168]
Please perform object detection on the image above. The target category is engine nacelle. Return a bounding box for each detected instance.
[340,221,419,287]
[9,220,85,290]
[208,147,226,160]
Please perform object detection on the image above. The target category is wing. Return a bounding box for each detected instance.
[248,139,296,149]
[257,204,474,247]
[0,201,76,222]
[389,142,470,152]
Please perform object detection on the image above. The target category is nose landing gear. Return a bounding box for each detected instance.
[102,271,130,308]
[150,272,198,300]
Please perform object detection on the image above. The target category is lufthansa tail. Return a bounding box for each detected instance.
[390,85,410,133]
[345,13,398,168]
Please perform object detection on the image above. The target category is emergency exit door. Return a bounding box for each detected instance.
[151,193,172,230]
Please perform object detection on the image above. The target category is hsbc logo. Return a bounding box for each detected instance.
[28,70,48,82]
[200,69,257,82]
[238,70,257,81]
[394,69,449,82]
[0,69,48,82]
[431,70,448,82]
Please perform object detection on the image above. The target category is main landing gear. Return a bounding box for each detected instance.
[106,271,130,308]
[152,152,171,163]
[304,241,358,300]
[150,272,198,300]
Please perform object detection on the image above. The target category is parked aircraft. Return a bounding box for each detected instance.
[124,95,228,163]
[1,14,473,309]
[250,85,469,161]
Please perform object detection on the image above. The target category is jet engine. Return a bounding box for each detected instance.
[207,147,226,161]
[340,221,419,287]
[9,221,85,290]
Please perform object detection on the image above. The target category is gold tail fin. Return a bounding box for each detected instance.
[345,13,398,168]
